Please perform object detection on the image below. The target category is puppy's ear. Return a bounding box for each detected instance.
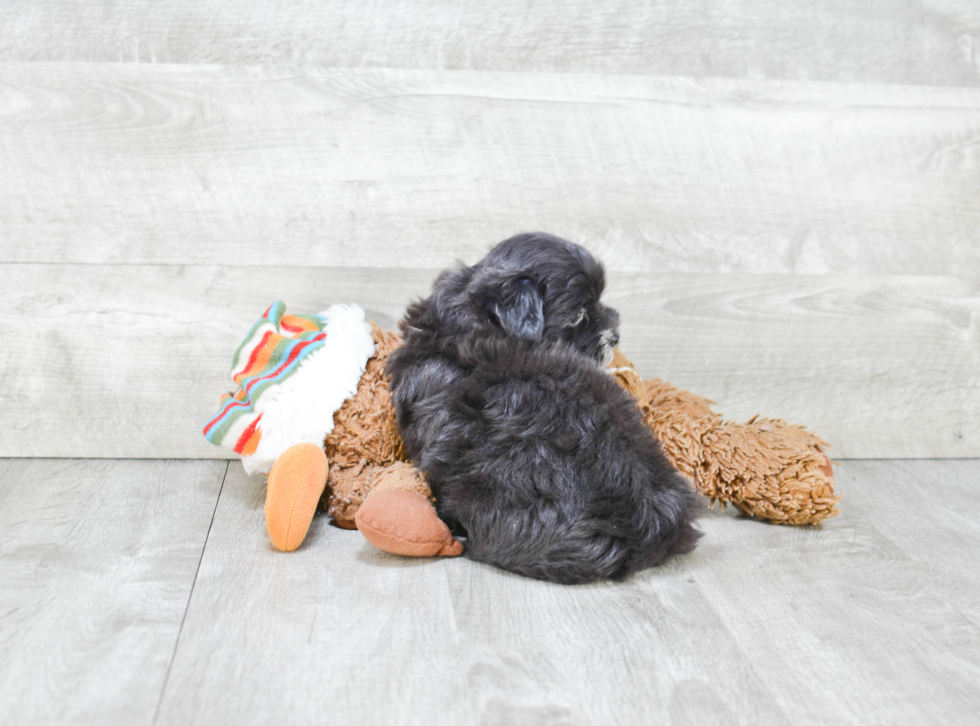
[469,267,545,340]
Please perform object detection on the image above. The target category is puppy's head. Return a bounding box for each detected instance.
[418,232,620,365]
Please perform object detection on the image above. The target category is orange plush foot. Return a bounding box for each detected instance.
[264,442,329,551]
[355,488,464,557]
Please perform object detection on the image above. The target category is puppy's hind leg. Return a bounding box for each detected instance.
[460,503,634,585]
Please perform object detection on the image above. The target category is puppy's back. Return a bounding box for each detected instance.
[417,344,702,585]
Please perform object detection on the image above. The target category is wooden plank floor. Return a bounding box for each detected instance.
[0,459,227,725]
[2,264,976,460]
[2,458,978,725]
[2,1,978,87]
[2,64,977,275]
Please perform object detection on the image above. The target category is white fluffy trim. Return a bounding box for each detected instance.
[243,304,375,475]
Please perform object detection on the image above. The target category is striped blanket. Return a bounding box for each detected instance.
[204,301,375,475]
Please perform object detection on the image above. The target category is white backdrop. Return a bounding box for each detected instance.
[0,1,977,459]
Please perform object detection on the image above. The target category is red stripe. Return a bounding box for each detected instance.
[239,330,275,380]
[206,330,328,439]
[280,320,306,334]
[240,333,326,397]
[205,333,325,432]
[234,413,264,454]
[204,395,253,432]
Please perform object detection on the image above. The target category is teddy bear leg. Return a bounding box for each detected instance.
[264,442,329,551]
[354,462,463,557]
[638,373,838,525]
[702,420,840,526]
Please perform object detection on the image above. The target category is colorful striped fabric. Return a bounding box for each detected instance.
[203,301,328,457]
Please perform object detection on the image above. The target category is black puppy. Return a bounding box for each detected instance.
[387,233,701,584]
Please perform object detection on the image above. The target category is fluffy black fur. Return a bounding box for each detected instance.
[387,232,702,584]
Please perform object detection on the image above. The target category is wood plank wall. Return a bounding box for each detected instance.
[1,1,977,459]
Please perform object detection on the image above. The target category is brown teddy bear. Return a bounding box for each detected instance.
[608,349,839,526]
[206,302,839,560]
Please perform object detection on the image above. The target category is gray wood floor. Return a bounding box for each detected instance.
[2,458,978,725]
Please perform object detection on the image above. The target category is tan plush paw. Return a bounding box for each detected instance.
[264,442,329,551]
[355,488,463,557]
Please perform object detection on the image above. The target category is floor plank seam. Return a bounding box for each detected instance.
[151,460,229,726]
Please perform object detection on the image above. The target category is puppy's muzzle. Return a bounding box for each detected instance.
[600,329,619,366]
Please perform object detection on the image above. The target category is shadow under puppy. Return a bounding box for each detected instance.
[387,233,702,584]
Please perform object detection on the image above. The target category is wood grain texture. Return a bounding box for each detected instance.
[612,273,980,459]
[0,458,226,726]
[681,459,980,725]
[0,263,432,460]
[1,460,977,724]
[1,264,976,460]
[155,463,788,726]
[1,63,978,275]
[0,1,978,87]
[837,459,980,604]
[154,460,980,725]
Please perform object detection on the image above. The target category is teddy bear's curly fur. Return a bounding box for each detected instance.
[608,349,839,525]
[320,323,428,528]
